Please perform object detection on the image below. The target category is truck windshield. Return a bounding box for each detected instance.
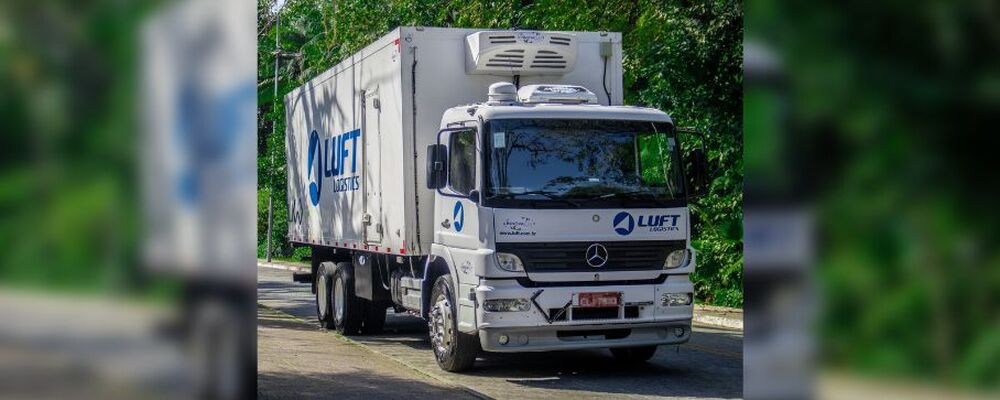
[484,119,685,208]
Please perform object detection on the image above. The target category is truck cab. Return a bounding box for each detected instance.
[423,83,705,369]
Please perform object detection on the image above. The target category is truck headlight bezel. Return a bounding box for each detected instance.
[495,252,524,272]
[483,298,531,312]
[661,292,692,306]
[663,248,691,269]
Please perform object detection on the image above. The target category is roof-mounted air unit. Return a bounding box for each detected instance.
[466,31,578,75]
[517,85,598,104]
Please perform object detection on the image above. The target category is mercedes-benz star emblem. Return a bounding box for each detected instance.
[585,243,609,268]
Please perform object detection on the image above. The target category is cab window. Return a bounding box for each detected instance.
[448,130,477,195]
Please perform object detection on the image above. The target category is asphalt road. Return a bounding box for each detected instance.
[258,267,743,399]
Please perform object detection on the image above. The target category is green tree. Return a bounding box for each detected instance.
[257,0,744,306]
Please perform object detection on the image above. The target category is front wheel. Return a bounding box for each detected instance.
[610,345,658,363]
[428,275,479,372]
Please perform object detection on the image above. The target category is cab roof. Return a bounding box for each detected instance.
[442,103,674,125]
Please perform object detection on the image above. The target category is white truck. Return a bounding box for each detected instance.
[284,27,708,371]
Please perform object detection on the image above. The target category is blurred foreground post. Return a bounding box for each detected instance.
[142,0,257,398]
[743,40,817,400]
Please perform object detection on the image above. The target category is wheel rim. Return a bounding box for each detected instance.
[334,276,345,323]
[428,293,453,358]
[317,275,328,318]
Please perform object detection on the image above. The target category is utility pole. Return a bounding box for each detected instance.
[266,8,280,262]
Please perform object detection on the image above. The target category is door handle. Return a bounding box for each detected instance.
[441,219,451,228]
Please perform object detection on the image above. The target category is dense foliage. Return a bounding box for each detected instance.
[257,0,744,306]
[0,2,150,291]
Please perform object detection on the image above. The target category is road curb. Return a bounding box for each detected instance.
[258,260,310,273]
[692,315,743,331]
[693,305,743,331]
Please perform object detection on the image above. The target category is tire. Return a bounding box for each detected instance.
[428,275,479,372]
[361,300,387,334]
[310,247,324,294]
[331,261,363,335]
[610,345,658,363]
[315,262,336,329]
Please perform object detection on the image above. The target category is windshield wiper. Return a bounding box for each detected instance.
[597,190,654,199]
[593,190,676,205]
[510,190,561,198]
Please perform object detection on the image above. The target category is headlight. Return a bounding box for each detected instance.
[661,293,692,306]
[663,249,691,269]
[495,252,524,272]
[483,298,530,312]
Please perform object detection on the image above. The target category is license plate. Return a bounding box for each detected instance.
[577,292,620,308]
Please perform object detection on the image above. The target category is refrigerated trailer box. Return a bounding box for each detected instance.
[285,27,623,255]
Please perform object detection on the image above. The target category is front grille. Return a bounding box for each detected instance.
[496,240,684,273]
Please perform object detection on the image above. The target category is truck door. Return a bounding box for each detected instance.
[363,90,382,243]
[434,128,481,250]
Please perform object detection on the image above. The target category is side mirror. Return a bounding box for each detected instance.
[426,144,447,189]
[678,127,710,198]
[687,148,709,197]
[468,189,481,204]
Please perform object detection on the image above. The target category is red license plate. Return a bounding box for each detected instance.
[577,292,620,308]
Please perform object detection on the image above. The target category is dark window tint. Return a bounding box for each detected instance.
[486,119,683,202]
[449,130,476,195]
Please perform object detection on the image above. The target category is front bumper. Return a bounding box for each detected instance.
[475,275,694,352]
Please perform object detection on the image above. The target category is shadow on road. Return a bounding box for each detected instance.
[258,311,325,334]
[369,311,743,399]
[471,350,733,398]
[258,364,477,400]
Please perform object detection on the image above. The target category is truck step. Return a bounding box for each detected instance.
[398,276,423,311]
[399,276,422,290]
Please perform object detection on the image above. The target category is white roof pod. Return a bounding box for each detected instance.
[466,30,578,75]
[487,82,518,104]
[517,84,598,104]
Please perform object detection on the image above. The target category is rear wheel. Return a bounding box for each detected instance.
[428,275,479,372]
[315,262,336,329]
[330,262,363,335]
[610,345,658,363]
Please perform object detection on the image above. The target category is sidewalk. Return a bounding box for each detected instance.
[257,305,477,400]
[258,260,744,331]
